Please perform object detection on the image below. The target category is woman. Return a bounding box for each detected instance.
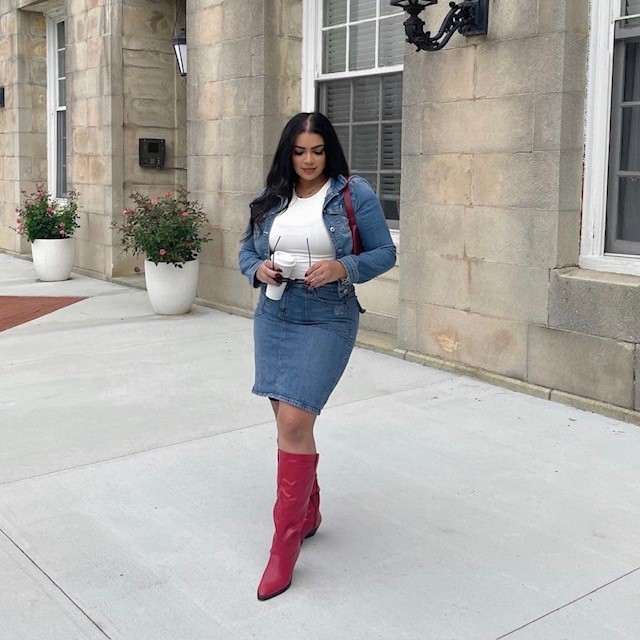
[239,112,396,600]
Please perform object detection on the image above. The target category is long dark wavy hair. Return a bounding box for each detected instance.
[243,112,349,239]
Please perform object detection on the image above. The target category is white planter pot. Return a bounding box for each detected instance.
[31,238,75,282]
[144,259,199,315]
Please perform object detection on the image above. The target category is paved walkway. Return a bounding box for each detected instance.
[1,252,639,640]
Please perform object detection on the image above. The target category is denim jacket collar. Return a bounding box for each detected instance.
[324,175,348,207]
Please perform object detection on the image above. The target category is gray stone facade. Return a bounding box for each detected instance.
[2,0,640,421]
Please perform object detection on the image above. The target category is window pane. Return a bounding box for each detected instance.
[352,124,378,170]
[317,74,402,226]
[359,173,378,192]
[623,42,640,102]
[381,122,401,169]
[382,200,399,226]
[57,49,65,79]
[381,74,403,119]
[349,22,376,70]
[324,80,351,123]
[353,76,379,122]
[58,79,66,107]
[620,107,640,170]
[56,21,65,47]
[380,173,400,198]
[350,0,376,21]
[623,0,640,15]
[379,14,404,67]
[381,174,400,227]
[616,176,640,241]
[334,125,350,159]
[324,0,347,26]
[56,111,67,198]
[380,0,403,16]
[323,28,347,73]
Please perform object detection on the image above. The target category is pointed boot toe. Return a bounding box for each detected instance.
[257,552,297,600]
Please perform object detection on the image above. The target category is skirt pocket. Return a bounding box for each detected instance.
[306,289,358,342]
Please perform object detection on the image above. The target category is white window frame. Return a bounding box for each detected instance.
[581,0,640,275]
[46,10,67,201]
[302,0,403,243]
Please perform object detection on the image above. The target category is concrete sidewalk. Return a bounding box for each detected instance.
[1,252,639,640]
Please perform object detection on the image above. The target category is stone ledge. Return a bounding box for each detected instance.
[354,338,640,428]
[550,267,640,342]
[550,390,640,427]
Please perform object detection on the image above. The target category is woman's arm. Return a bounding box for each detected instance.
[337,176,397,284]
[239,227,282,287]
[238,229,264,288]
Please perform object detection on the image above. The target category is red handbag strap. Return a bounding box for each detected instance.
[343,178,355,225]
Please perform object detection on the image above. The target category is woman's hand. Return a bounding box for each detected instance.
[305,260,347,288]
[256,259,282,286]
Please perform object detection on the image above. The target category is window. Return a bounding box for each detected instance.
[582,0,640,274]
[47,16,67,198]
[303,0,404,230]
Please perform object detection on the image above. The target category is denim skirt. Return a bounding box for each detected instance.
[252,281,361,415]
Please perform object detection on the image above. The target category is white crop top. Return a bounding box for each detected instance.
[269,181,335,280]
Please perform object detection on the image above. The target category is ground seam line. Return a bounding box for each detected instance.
[495,565,640,639]
[0,528,112,639]
[0,379,456,487]
[0,419,276,487]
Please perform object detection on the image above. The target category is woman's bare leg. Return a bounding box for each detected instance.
[276,403,317,454]
[269,398,280,419]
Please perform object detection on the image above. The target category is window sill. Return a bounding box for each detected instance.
[579,254,640,278]
[549,266,640,343]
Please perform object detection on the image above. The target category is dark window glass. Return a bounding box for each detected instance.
[606,35,640,254]
[318,73,402,229]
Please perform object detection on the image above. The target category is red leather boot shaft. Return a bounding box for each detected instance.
[257,450,318,600]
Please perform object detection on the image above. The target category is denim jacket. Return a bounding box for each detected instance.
[238,175,397,298]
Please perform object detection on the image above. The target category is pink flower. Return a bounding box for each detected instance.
[122,209,129,215]
[59,230,65,235]
[165,192,172,198]
[182,211,189,217]
[159,249,166,255]
[151,198,158,206]
[15,208,19,213]
[59,222,65,228]
[46,207,55,215]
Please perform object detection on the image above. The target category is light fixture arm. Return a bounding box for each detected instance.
[397,0,489,52]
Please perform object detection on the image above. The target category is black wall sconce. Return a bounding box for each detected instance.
[390,0,489,52]
[0,87,4,108]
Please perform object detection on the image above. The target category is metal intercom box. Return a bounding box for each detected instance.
[138,138,165,168]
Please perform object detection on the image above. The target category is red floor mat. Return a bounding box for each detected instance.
[0,296,86,332]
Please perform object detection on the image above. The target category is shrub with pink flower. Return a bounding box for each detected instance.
[12,185,79,242]
[113,188,210,266]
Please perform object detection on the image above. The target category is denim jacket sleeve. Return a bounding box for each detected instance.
[336,176,397,284]
[238,225,264,288]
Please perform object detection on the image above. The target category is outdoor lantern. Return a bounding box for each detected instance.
[172,27,187,76]
[390,0,489,52]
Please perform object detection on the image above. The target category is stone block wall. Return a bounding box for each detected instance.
[0,0,186,277]
[66,0,185,277]
[0,5,47,255]
[187,0,302,312]
[399,1,596,397]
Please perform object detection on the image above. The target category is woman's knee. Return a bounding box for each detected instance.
[277,405,315,444]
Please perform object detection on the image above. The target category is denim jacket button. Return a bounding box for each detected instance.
[329,227,335,232]
[337,249,343,254]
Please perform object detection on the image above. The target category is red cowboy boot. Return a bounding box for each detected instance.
[301,472,321,541]
[257,450,318,601]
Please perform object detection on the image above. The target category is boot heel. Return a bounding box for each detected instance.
[304,526,319,540]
